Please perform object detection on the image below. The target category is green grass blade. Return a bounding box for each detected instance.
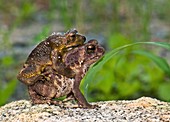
[144,42,170,50]
[0,80,18,106]
[132,50,170,75]
[82,41,170,96]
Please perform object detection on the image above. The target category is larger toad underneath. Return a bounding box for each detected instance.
[28,39,105,108]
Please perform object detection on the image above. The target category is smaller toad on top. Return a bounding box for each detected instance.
[17,29,86,85]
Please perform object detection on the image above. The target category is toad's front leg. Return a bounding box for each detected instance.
[17,64,44,85]
[51,50,76,78]
[72,73,96,109]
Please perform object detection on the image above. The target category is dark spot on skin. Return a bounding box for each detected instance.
[56,74,62,79]
[57,79,62,87]
[62,86,66,91]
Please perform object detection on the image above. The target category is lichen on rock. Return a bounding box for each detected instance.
[0,97,170,122]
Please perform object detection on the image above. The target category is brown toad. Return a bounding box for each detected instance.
[28,39,105,108]
[17,29,86,85]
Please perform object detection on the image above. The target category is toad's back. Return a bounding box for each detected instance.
[25,35,61,65]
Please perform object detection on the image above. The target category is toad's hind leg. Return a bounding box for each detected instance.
[28,86,61,105]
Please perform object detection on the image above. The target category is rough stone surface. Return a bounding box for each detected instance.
[0,97,170,122]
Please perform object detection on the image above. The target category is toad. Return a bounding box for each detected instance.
[17,29,86,85]
[28,39,105,108]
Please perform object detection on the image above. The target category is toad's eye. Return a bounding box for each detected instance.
[68,34,76,42]
[70,34,76,38]
[69,34,76,39]
[86,45,96,53]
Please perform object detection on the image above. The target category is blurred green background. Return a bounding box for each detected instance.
[0,0,170,106]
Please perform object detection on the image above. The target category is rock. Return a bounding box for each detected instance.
[0,97,170,122]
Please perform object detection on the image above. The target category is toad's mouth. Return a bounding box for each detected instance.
[83,55,103,65]
[66,43,84,48]
[66,47,73,51]
[65,44,82,51]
